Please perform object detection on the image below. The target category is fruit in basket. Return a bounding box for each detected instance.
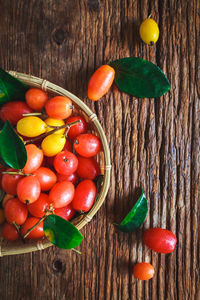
[76,155,100,180]
[27,193,51,218]
[17,176,41,204]
[74,133,102,157]
[1,169,22,195]
[66,115,88,140]
[72,179,97,212]
[41,133,66,157]
[23,144,43,174]
[0,101,33,125]
[44,118,65,135]
[17,116,46,137]
[45,96,73,119]
[25,88,48,111]
[53,150,78,176]
[1,223,19,240]
[4,198,28,225]
[54,203,75,221]
[49,181,75,208]
[56,172,78,185]
[33,167,57,191]
[21,217,44,239]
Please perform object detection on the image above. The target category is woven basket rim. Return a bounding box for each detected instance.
[0,71,111,256]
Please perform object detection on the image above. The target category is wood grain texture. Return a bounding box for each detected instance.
[0,0,199,299]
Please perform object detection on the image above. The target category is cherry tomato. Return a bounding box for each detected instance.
[17,116,46,137]
[88,65,115,101]
[33,167,57,191]
[41,133,66,157]
[4,198,28,225]
[133,263,155,280]
[28,193,51,218]
[77,155,100,180]
[63,138,72,152]
[139,18,159,45]
[17,176,41,204]
[0,208,5,224]
[1,222,19,241]
[0,101,33,125]
[44,118,65,135]
[53,151,78,176]
[49,181,75,208]
[73,133,102,157]
[21,217,44,239]
[54,203,75,221]
[66,115,88,140]
[25,88,48,111]
[143,228,177,253]
[57,172,78,185]
[45,96,73,120]
[72,179,96,212]
[1,169,22,195]
[23,144,44,174]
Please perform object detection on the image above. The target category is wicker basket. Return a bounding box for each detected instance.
[0,71,111,256]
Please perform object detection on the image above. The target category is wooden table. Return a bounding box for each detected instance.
[0,0,199,299]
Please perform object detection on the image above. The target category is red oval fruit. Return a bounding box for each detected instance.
[143,228,177,253]
[28,193,51,218]
[73,134,102,157]
[1,223,20,241]
[57,172,78,185]
[0,101,33,125]
[4,198,28,225]
[45,96,73,120]
[25,88,48,111]
[53,151,78,176]
[54,203,76,221]
[66,115,88,141]
[72,179,97,212]
[77,155,100,180]
[21,217,44,239]
[1,169,22,195]
[49,181,75,208]
[33,167,57,191]
[17,176,41,204]
[88,65,115,101]
[23,144,44,174]
[133,263,155,280]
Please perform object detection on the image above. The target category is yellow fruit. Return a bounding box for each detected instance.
[17,116,46,137]
[139,18,159,45]
[45,118,65,135]
[0,208,5,225]
[41,134,66,157]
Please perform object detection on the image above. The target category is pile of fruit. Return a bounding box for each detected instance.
[0,87,102,242]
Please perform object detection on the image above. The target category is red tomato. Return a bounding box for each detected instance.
[21,217,44,239]
[1,223,20,241]
[77,155,100,180]
[25,88,48,111]
[57,172,78,185]
[45,96,73,120]
[33,167,57,191]
[66,115,88,141]
[54,203,75,221]
[23,144,44,174]
[133,263,155,280]
[4,198,28,225]
[17,176,41,204]
[28,193,51,218]
[88,65,115,101]
[1,169,22,195]
[143,228,177,253]
[53,151,78,176]
[63,138,72,152]
[0,101,33,125]
[72,179,96,212]
[73,134,102,157]
[49,181,75,208]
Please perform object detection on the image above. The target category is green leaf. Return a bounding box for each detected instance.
[44,214,84,249]
[116,188,148,232]
[0,68,28,105]
[0,120,27,169]
[110,57,170,98]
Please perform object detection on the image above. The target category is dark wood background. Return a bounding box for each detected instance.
[0,0,199,299]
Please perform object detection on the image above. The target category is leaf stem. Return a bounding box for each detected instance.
[1,171,33,176]
[22,112,43,116]
[71,248,82,255]
[12,222,25,243]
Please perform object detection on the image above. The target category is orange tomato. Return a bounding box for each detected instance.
[88,65,115,101]
[25,88,48,111]
[45,96,73,120]
[133,262,155,280]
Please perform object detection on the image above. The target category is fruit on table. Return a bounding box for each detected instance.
[4,198,28,225]
[73,133,102,157]
[25,88,48,111]
[139,18,159,45]
[53,150,78,176]
[23,144,43,174]
[27,193,51,218]
[21,217,44,239]
[143,228,177,253]
[66,115,88,140]
[77,155,100,180]
[17,176,41,204]
[49,181,75,208]
[44,118,65,135]
[17,116,46,137]
[33,167,57,191]
[72,179,97,212]
[0,101,33,125]
[41,133,66,157]
[133,262,155,280]
[1,223,20,240]
[54,203,76,221]
[88,65,115,101]
[1,168,22,195]
[45,96,73,120]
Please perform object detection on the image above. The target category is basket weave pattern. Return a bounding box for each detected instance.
[0,71,111,256]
